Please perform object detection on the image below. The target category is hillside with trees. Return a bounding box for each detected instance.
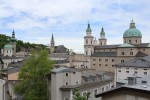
[0,34,47,52]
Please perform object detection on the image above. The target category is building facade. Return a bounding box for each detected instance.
[90,20,150,72]
[48,67,114,100]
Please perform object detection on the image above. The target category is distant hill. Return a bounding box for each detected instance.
[0,34,47,52]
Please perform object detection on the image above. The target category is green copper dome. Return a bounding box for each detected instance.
[123,28,142,37]
[123,19,142,38]
[86,22,92,32]
[4,44,12,49]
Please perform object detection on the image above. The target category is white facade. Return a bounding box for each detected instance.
[115,66,150,82]
[0,79,6,100]
[49,67,114,100]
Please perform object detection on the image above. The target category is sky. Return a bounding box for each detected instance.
[0,0,150,53]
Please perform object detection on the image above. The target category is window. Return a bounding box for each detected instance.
[121,60,124,63]
[121,52,124,55]
[126,71,129,73]
[126,68,129,69]
[101,87,104,92]
[93,88,98,95]
[129,40,131,43]
[93,64,95,66]
[105,59,108,62]
[134,71,137,74]
[144,72,147,75]
[105,64,108,66]
[65,82,68,85]
[91,40,92,44]
[86,40,88,44]
[135,40,137,43]
[106,86,109,91]
[134,68,138,70]
[66,73,68,76]
[142,81,147,84]
[130,52,133,55]
[118,70,121,72]
[144,69,147,70]
[99,59,101,61]
[76,81,78,84]
[99,64,101,66]
[112,59,115,62]
[143,49,145,51]
[93,59,96,61]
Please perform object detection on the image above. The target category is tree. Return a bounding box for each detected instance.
[15,50,53,100]
[73,88,90,100]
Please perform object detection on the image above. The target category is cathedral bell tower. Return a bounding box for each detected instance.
[84,22,94,56]
[99,27,107,45]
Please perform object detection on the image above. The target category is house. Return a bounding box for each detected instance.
[47,67,114,100]
[95,76,150,100]
[114,56,150,85]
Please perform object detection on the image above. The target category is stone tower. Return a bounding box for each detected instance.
[50,34,55,53]
[99,27,107,45]
[11,29,16,56]
[123,19,142,44]
[84,22,94,56]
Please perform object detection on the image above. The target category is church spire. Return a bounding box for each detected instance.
[51,33,55,47]
[130,19,136,29]
[12,29,15,38]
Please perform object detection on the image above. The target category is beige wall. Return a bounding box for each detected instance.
[124,37,141,44]
[91,57,116,72]
[101,90,150,100]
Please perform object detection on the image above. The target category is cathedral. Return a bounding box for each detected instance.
[84,19,150,72]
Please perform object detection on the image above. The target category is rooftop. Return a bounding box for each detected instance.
[115,56,150,68]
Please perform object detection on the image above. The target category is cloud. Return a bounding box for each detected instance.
[0,0,150,52]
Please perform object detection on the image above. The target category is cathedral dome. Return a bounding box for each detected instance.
[123,19,142,38]
[123,28,142,38]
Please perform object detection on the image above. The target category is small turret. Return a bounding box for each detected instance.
[99,27,107,45]
[130,19,136,29]
[100,27,105,38]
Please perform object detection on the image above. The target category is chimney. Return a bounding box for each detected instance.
[127,77,136,85]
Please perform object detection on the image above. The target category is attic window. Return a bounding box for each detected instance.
[142,81,147,84]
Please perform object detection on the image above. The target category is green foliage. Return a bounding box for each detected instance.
[15,50,53,100]
[73,88,90,100]
[0,34,47,52]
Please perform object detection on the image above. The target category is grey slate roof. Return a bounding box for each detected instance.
[134,43,150,48]
[54,59,69,64]
[51,67,79,73]
[94,43,150,50]
[135,51,148,57]
[53,45,69,53]
[94,44,120,49]
[91,52,117,57]
[115,56,150,68]
[8,61,23,74]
